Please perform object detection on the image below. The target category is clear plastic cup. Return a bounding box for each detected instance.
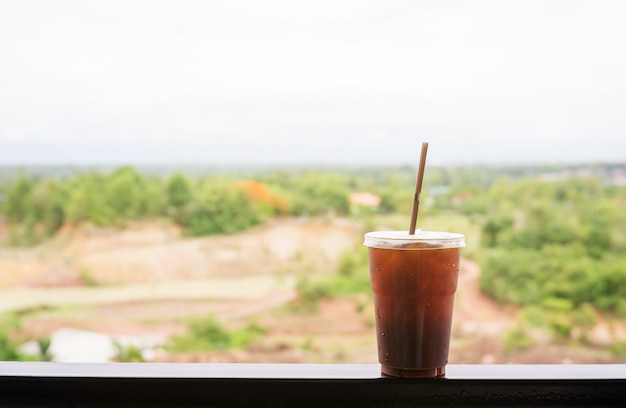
[364,230,465,378]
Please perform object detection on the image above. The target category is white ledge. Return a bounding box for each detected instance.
[1,362,624,380]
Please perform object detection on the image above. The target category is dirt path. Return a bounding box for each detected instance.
[0,275,296,313]
[453,259,515,336]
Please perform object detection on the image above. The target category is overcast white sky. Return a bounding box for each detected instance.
[1,0,625,166]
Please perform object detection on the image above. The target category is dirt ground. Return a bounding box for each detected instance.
[1,218,624,364]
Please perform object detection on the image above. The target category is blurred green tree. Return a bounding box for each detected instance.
[64,173,113,226]
[165,172,193,209]
[104,166,145,220]
[4,170,34,223]
[179,180,260,236]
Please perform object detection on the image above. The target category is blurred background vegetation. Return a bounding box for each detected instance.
[1,163,625,360]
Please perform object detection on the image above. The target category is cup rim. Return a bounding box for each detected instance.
[363,230,466,250]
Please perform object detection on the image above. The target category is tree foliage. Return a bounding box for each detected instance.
[0,167,375,242]
[165,172,192,209]
[478,177,626,316]
[176,180,261,236]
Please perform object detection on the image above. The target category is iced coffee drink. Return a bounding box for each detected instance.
[364,230,465,378]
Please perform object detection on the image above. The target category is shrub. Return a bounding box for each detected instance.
[168,315,265,352]
[178,182,261,236]
[610,342,626,358]
[36,337,54,362]
[111,340,146,362]
[0,313,27,361]
[336,244,369,277]
[502,321,535,354]
[293,274,332,312]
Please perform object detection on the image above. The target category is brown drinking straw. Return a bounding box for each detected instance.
[409,142,429,235]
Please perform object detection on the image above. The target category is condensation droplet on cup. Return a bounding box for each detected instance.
[381,332,386,337]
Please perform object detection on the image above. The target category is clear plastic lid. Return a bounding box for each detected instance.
[363,230,466,250]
